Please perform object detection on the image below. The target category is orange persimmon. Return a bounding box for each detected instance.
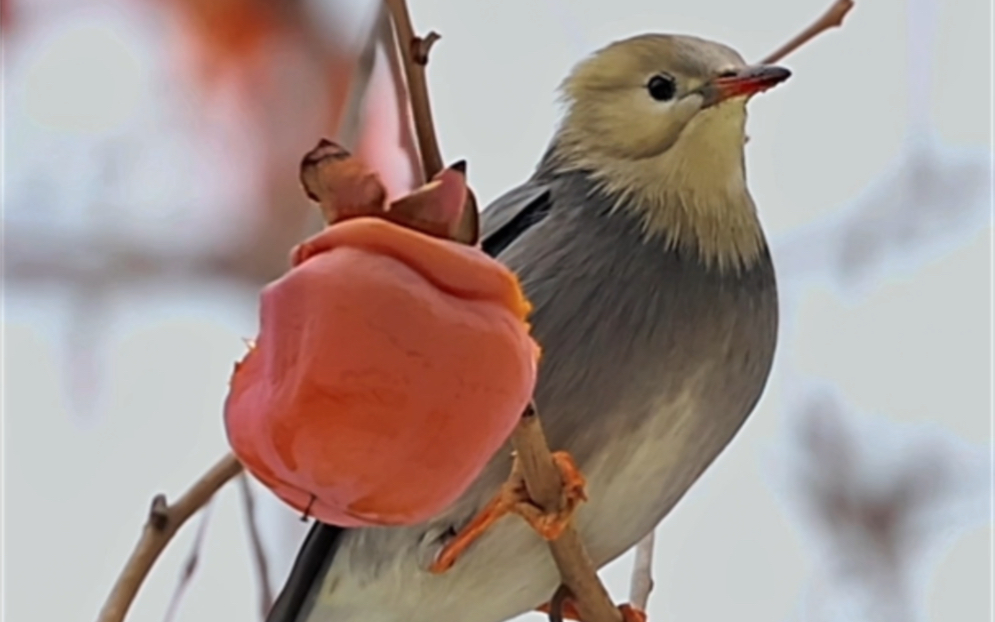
[224,217,539,527]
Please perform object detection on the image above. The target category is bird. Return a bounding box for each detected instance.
[267,33,787,622]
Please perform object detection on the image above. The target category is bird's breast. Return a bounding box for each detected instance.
[495,193,778,563]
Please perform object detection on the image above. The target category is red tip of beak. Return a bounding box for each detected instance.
[708,65,791,105]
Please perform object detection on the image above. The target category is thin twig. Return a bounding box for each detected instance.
[762,0,855,64]
[628,530,656,611]
[161,501,216,622]
[96,453,244,622]
[382,0,478,244]
[383,0,444,178]
[511,404,622,622]
[238,473,275,619]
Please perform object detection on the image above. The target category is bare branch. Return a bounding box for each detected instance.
[511,404,623,622]
[383,0,444,178]
[238,474,275,619]
[762,0,855,64]
[96,454,244,622]
[628,531,656,611]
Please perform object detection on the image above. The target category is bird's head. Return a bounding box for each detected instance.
[548,34,791,270]
[556,34,789,160]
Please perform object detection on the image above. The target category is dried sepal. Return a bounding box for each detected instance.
[298,139,476,244]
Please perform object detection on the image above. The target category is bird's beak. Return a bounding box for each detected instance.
[698,65,791,108]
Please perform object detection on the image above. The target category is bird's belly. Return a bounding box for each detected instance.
[573,397,739,567]
[308,400,748,622]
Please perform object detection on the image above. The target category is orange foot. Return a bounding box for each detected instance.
[429,451,587,573]
[618,604,648,622]
[537,591,647,622]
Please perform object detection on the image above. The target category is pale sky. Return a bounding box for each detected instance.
[3,0,992,621]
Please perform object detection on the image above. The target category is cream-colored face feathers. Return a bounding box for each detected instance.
[550,34,777,272]
[557,34,747,160]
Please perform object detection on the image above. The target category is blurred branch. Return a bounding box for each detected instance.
[162,501,216,622]
[383,0,443,178]
[337,6,385,151]
[762,0,855,64]
[775,388,992,621]
[628,530,656,611]
[5,224,287,287]
[382,0,478,245]
[238,474,274,620]
[96,454,243,622]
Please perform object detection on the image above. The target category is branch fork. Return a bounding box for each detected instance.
[96,454,244,622]
[411,31,441,64]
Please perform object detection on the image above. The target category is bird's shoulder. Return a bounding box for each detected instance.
[480,177,555,258]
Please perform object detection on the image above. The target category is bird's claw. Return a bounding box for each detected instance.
[516,451,587,539]
[618,604,648,622]
[428,451,587,573]
[538,596,647,622]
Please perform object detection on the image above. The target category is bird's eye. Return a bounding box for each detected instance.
[646,73,677,101]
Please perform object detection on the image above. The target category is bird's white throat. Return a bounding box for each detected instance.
[557,101,766,272]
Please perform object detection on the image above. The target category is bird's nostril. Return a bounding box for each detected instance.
[717,69,738,78]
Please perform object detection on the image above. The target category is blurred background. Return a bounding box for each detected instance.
[2,0,991,621]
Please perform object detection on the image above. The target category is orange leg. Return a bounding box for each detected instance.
[429,451,587,573]
[618,604,648,622]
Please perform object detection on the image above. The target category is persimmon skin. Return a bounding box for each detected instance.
[225,218,538,526]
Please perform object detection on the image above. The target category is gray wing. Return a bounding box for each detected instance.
[266,522,343,622]
[264,177,554,622]
[480,179,553,258]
